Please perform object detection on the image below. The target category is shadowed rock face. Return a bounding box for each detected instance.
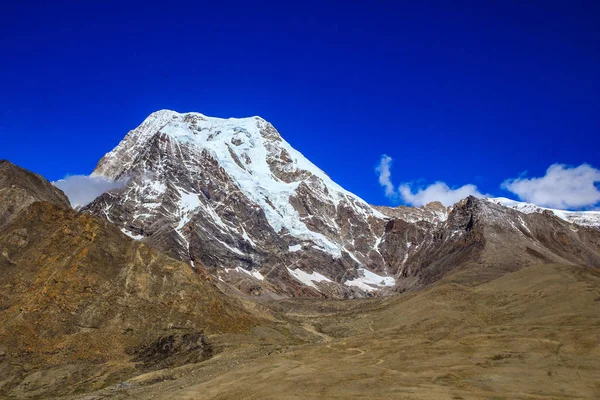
[0,199,260,397]
[0,160,71,230]
[380,196,600,291]
[133,332,212,371]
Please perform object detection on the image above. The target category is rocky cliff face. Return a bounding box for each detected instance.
[0,160,71,230]
[380,196,600,291]
[84,110,392,297]
[374,201,449,224]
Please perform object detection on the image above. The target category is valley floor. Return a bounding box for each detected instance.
[24,264,600,399]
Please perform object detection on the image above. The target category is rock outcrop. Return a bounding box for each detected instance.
[0,160,71,230]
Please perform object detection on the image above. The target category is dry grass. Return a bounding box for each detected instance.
[49,263,600,400]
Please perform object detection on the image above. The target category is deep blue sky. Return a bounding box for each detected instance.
[1,1,599,206]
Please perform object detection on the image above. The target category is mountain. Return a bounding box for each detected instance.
[2,143,600,397]
[487,197,600,228]
[83,110,600,298]
[84,110,391,298]
[0,160,71,230]
[381,196,600,291]
[0,164,261,398]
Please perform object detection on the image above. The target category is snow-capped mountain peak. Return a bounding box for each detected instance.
[86,110,390,297]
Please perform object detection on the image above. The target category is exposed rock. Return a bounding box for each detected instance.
[380,196,600,290]
[374,201,449,224]
[79,111,600,298]
[83,110,391,298]
[133,332,212,371]
[0,160,71,230]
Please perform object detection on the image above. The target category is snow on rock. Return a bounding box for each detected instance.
[344,268,395,292]
[120,228,144,240]
[174,186,201,268]
[224,267,265,281]
[236,267,265,281]
[92,110,384,256]
[487,197,600,229]
[286,267,333,290]
[92,110,383,256]
[288,244,302,252]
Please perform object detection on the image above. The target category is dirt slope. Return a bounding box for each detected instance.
[56,263,600,400]
[0,202,262,398]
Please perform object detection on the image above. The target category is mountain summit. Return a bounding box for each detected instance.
[85,110,391,297]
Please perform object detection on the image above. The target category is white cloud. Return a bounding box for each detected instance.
[375,154,484,206]
[398,182,484,207]
[375,154,396,198]
[53,175,126,208]
[502,163,600,209]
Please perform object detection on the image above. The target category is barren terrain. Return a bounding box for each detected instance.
[48,263,600,400]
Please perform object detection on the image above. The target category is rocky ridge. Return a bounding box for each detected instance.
[382,196,600,291]
[487,196,600,228]
[0,160,71,230]
[374,201,449,224]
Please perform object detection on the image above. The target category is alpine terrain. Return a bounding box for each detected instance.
[84,110,600,297]
[1,122,600,398]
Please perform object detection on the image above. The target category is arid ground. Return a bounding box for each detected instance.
[41,263,600,400]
